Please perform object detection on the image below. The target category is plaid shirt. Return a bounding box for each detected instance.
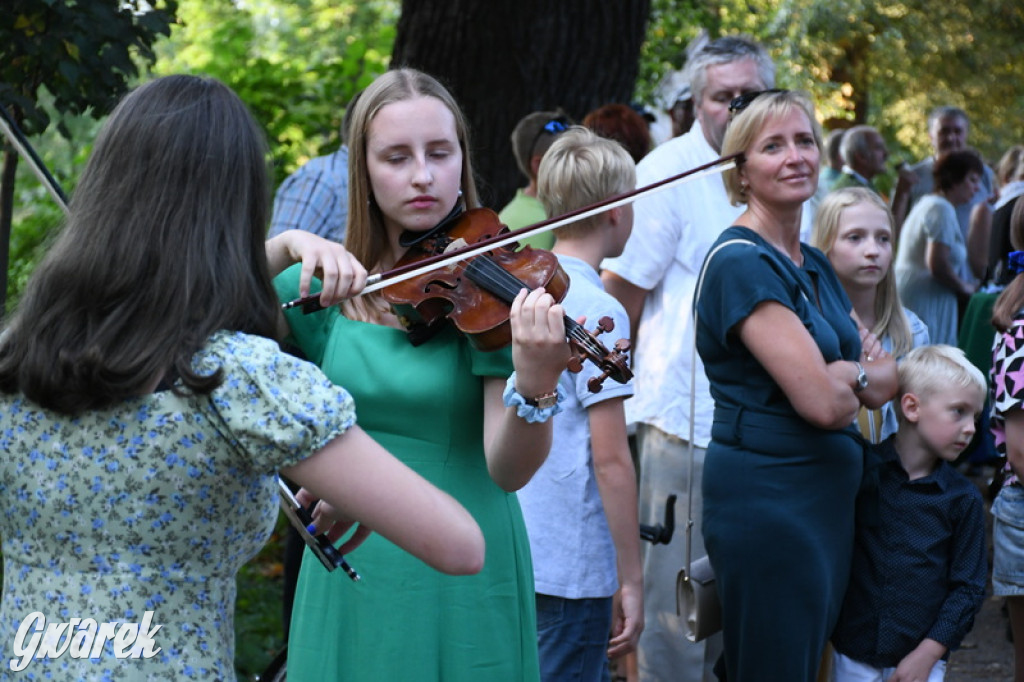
[268,146,348,243]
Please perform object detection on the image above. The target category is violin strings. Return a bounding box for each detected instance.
[464,257,521,304]
[465,256,611,360]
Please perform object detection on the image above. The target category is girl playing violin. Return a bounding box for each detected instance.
[277,68,570,681]
[0,74,485,679]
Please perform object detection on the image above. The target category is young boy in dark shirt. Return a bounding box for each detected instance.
[832,344,987,682]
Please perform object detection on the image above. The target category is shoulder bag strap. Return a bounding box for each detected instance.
[685,238,756,573]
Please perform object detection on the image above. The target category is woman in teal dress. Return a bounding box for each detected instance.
[279,69,570,681]
[0,75,485,680]
[694,91,898,681]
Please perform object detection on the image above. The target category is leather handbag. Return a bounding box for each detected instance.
[674,239,753,643]
[676,554,720,643]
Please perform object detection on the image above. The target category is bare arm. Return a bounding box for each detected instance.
[267,229,368,338]
[1005,409,1024,480]
[480,378,554,491]
[967,202,993,281]
[480,288,570,492]
[926,241,976,300]
[265,230,367,304]
[737,301,861,429]
[588,397,643,658]
[281,424,485,576]
[850,324,900,409]
[890,165,918,237]
[600,270,649,344]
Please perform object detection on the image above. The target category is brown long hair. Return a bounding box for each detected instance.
[0,75,278,414]
[992,198,1024,332]
[344,68,480,270]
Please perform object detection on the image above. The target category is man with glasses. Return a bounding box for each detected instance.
[499,110,571,249]
[601,35,781,682]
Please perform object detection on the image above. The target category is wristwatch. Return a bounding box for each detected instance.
[524,390,560,409]
[853,361,869,393]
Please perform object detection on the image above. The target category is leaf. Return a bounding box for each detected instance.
[62,39,79,61]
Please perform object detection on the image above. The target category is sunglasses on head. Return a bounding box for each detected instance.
[529,117,570,157]
[728,89,787,116]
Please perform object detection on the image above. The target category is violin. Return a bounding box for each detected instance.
[280,152,745,388]
[382,205,632,392]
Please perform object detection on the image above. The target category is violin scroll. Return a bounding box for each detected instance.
[566,315,633,393]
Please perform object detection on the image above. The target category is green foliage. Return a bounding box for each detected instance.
[0,0,178,137]
[0,0,179,312]
[6,187,61,312]
[0,1,1022,676]
[2,89,104,307]
[635,0,713,104]
[153,0,398,186]
[233,516,288,680]
[637,0,1024,182]
[764,0,1024,165]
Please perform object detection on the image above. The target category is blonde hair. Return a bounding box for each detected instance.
[721,90,823,206]
[996,144,1024,186]
[345,68,480,269]
[536,126,636,239]
[811,187,914,357]
[896,345,987,420]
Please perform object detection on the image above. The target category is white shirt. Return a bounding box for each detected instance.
[601,121,741,447]
[907,157,995,283]
[995,180,1024,211]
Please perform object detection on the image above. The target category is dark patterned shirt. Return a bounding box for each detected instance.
[831,436,987,668]
[991,315,1024,487]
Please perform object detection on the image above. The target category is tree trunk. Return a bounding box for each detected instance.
[0,147,17,317]
[392,0,651,209]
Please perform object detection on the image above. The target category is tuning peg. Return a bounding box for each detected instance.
[566,355,584,373]
[587,370,611,393]
[593,316,615,335]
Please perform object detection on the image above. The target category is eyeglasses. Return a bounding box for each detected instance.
[529,117,570,157]
[728,89,786,117]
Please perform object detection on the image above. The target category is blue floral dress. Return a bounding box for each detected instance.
[0,331,355,680]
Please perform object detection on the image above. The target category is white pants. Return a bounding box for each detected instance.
[833,651,946,682]
[635,424,722,682]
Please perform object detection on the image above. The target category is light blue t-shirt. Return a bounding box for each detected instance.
[517,255,634,599]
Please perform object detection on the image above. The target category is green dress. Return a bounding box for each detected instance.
[276,266,540,682]
[695,227,864,682]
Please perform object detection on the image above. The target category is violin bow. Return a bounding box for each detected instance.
[283,152,742,311]
[0,103,69,214]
